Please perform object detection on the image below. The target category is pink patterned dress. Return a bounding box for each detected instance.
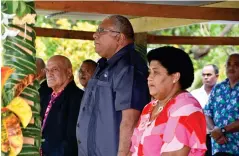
[130,92,207,156]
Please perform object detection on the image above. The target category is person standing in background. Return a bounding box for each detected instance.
[191,64,219,108]
[191,64,219,156]
[36,57,52,103]
[204,53,239,156]
[41,55,84,156]
[78,59,97,89]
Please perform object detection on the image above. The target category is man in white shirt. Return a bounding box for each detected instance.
[191,64,219,156]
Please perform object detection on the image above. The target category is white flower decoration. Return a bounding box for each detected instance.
[1,13,16,25]
[23,14,36,24]
[12,14,36,25]
[1,28,20,40]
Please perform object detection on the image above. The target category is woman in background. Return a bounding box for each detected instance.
[130,46,207,156]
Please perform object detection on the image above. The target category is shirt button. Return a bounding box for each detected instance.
[77,123,80,128]
[82,107,85,111]
[77,140,81,144]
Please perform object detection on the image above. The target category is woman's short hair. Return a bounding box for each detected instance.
[147,46,194,90]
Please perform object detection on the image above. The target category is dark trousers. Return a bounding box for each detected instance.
[214,152,234,156]
[205,134,212,156]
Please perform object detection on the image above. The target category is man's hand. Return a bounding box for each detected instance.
[118,109,140,156]
[216,135,228,144]
[210,127,223,140]
[117,151,130,156]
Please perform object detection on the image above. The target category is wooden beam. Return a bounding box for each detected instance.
[130,1,239,32]
[131,17,207,33]
[35,27,239,45]
[34,27,94,40]
[35,1,239,21]
[147,34,239,45]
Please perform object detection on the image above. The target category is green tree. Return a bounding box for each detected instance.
[149,24,239,90]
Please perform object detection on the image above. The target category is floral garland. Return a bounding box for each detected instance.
[1,1,36,40]
[1,1,40,156]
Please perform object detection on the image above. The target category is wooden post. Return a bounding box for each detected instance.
[134,32,148,62]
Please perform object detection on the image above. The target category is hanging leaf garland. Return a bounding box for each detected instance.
[1,0,41,155]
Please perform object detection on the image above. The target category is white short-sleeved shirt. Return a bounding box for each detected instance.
[191,85,209,109]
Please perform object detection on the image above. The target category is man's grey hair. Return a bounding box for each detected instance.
[204,64,219,75]
[108,15,135,41]
[228,53,239,60]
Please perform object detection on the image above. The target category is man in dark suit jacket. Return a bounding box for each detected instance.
[40,55,83,156]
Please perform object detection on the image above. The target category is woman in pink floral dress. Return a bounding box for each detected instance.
[130,47,207,156]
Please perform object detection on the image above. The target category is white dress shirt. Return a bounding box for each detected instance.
[191,85,210,134]
[191,85,209,109]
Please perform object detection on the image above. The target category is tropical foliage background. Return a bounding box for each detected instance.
[35,15,239,89]
[149,24,239,90]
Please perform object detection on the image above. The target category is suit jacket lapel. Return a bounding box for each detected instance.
[42,90,66,132]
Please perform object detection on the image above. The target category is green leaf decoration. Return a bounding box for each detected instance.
[1,151,8,156]
[17,1,27,17]
[5,1,19,14]
[1,88,14,107]
[18,145,39,156]
[1,0,41,155]
[1,24,5,35]
[24,5,31,16]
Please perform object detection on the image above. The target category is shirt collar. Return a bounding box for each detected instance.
[107,43,134,66]
[225,78,239,89]
[199,85,206,93]
[50,80,75,96]
[200,85,205,90]
[97,57,108,69]
[40,78,46,84]
[52,89,63,97]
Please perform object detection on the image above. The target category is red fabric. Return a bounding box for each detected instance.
[130,92,207,156]
[41,90,63,131]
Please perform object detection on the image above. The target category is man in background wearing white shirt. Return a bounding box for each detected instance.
[191,64,219,156]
